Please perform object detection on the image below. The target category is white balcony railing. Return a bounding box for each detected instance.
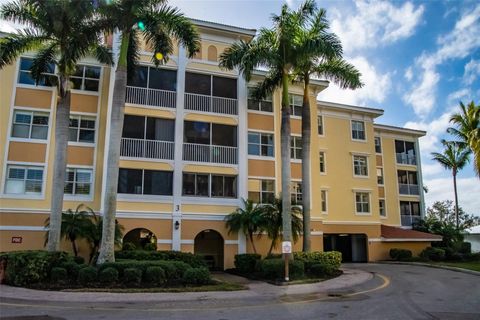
[120,138,174,160]
[183,143,238,164]
[125,86,176,109]
[396,153,417,165]
[184,93,238,115]
[399,184,420,195]
[401,214,421,227]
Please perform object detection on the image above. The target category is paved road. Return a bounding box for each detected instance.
[0,263,479,320]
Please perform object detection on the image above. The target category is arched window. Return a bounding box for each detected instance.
[207,45,218,62]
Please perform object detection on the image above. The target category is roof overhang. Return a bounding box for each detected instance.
[190,18,257,38]
[380,225,442,242]
[250,69,329,92]
[374,124,426,137]
[317,100,384,118]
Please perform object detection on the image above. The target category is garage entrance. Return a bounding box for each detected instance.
[323,234,368,262]
[194,229,224,270]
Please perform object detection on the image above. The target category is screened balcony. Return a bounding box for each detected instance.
[125,66,177,109]
[184,72,237,115]
[395,140,417,165]
[400,201,421,227]
[398,170,419,195]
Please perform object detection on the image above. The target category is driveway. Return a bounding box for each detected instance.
[0,263,479,320]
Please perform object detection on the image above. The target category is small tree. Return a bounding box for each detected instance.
[426,200,480,231]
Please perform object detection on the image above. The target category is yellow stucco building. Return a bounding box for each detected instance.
[0,20,440,269]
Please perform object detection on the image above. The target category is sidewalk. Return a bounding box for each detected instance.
[0,267,372,303]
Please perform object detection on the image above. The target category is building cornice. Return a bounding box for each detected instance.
[374,124,426,137]
[317,100,384,118]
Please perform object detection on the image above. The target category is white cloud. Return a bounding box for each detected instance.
[446,88,470,105]
[403,66,439,116]
[330,0,424,53]
[317,56,391,106]
[404,67,413,81]
[463,59,480,85]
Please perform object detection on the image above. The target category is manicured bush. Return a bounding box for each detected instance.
[99,267,119,285]
[420,247,445,261]
[59,261,83,283]
[73,256,85,265]
[144,243,157,251]
[459,242,472,254]
[78,266,97,286]
[123,268,142,286]
[389,248,413,261]
[50,267,68,284]
[182,267,211,285]
[1,251,70,286]
[309,264,336,277]
[293,251,342,271]
[234,254,261,274]
[144,266,166,286]
[257,259,304,280]
[114,250,206,268]
[122,242,137,251]
[265,254,282,260]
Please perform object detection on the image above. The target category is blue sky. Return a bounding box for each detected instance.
[1,0,479,215]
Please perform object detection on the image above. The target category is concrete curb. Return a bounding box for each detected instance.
[378,261,480,276]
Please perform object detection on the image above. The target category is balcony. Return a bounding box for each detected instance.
[120,138,174,160]
[184,93,237,115]
[401,215,421,227]
[396,153,416,165]
[126,86,176,109]
[183,143,238,164]
[399,184,420,195]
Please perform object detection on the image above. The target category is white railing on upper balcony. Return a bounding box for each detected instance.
[125,86,176,109]
[399,184,420,195]
[184,93,238,115]
[120,138,174,160]
[183,143,238,164]
[396,153,417,165]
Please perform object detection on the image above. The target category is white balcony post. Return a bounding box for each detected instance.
[237,73,248,254]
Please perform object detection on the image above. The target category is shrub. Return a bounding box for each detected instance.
[144,266,166,286]
[50,267,68,284]
[420,247,445,261]
[459,242,471,254]
[1,251,70,286]
[99,267,119,285]
[257,259,304,280]
[122,242,137,251]
[265,254,282,260]
[123,268,142,286]
[234,254,261,274]
[182,267,211,285]
[78,266,97,286]
[115,250,206,268]
[389,249,413,261]
[144,243,157,251]
[293,251,342,271]
[309,264,336,277]
[59,261,83,283]
[73,256,85,265]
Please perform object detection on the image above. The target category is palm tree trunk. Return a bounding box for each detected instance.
[280,70,292,245]
[301,78,311,252]
[267,236,277,256]
[71,237,78,257]
[97,32,130,265]
[249,233,257,254]
[46,76,71,252]
[453,170,459,229]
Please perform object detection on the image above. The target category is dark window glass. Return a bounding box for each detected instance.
[146,118,175,141]
[395,140,405,153]
[212,124,237,147]
[212,76,237,99]
[118,168,142,194]
[184,121,210,144]
[127,66,148,87]
[149,68,177,91]
[405,141,416,155]
[196,174,209,196]
[408,171,418,185]
[397,170,408,184]
[185,72,211,95]
[211,175,224,197]
[411,202,420,216]
[224,176,237,197]
[143,170,173,195]
[122,115,145,139]
[182,173,196,195]
[400,201,410,215]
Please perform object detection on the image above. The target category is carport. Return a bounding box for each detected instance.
[323,233,368,262]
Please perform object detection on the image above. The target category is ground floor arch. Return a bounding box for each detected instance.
[123,228,157,250]
[194,229,224,270]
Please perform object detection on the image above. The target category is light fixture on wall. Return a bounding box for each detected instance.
[174,221,180,230]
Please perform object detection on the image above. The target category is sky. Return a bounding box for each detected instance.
[1,0,479,216]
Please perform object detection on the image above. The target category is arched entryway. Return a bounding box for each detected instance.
[123,228,157,250]
[194,229,224,270]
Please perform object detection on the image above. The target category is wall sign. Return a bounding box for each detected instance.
[11,237,22,244]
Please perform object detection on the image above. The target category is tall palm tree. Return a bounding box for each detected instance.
[0,0,112,251]
[96,0,199,264]
[225,199,265,254]
[221,1,318,251]
[85,214,124,264]
[448,101,480,177]
[292,4,363,252]
[431,140,471,229]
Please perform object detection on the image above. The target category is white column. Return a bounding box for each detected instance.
[415,138,426,218]
[171,45,187,251]
[237,73,248,254]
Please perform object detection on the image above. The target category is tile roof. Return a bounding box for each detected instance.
[381,225,442,241]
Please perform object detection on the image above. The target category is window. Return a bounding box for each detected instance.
[65,168,92,196]
[291,182,302,205]
[122,115,175,141]
[184,121,237,147]
[379,199,386,217]
[397,170,419,195]
[248,179,275,204]
[118,169,173,195]
[318,115,324,135]
[11,110,49,140]
[377,168,384,185]
[351,120,366,140]
[248,132,274,157]
[18,57,55,86]
[128,65,177,92]
[353,155,368,176]
[290,136,302,160]
[5,165,43,194]
[319,152,326,173]
[185,72,237,99]
[69,115,95,143]
[321,190,327,213]
[70,65,101,91]
[288,94,303,116]
[395,140,416,165]
[400,201,420,216]
[375,137,382,153]
[355,192,370,214]
[183,173,237,198]
[247,88,272,112]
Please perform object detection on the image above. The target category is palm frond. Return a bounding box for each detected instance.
[30,42,57,85]
[0,29,49,68]
[312,58,363,89]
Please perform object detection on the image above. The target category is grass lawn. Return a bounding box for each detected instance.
[432,261,480,272]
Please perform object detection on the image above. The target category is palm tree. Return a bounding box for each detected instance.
[262,197,303,256]
[0,0,112,252]
[96,0,199,264]
[221,1,317,251]
[84,214,124,264]
[291,3,363,252]
[431,140,471,229]
[448,101,480,177]
[225,199,266,254]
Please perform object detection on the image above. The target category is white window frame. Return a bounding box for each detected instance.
[10,110,50,141]
[321,189,328,214]
[248,131,274,158]
[351,120,366,141]
[4,165,44,195]
[64,167,93,197]
[379,199,386,218]
[318,115,324,136]
[288,94,303,117]
[291,181,303,206]
[247,87,273,113]
[319,151,326,174]
[69,115,96,144]
[354,191,371,215]
[17,56,56,87]
[183,173,237,198]
[375,136,382,153]
[377,167,384,185]
[70,64,101,92]
[353,155,369,177]
[290,135,302,160]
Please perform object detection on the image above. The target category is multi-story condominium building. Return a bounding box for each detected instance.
[0,20,440,269]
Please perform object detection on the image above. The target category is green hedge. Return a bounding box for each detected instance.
[123,268,142,286]
[99,267,119,285]
[309,264,336,277]
[293,251,342,271]
[50,267,68,284]
[420,247,446,261]
[257,259,304,280]
[115,250,207,268]
[389,248,413,261]
[78,266,97,286]
[145,266,166,286]
[234,254,261,274]
[182,267,211,285]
